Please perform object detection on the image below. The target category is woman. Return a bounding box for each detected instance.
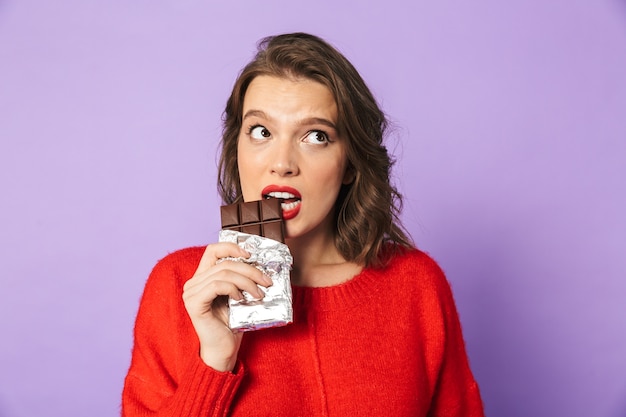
[122,32,484,416]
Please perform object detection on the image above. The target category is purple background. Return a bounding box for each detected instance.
[1,1,625,416]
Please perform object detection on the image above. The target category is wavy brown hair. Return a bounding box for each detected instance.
[218,32,413,267]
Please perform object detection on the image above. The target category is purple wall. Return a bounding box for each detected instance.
[1,1,625,416]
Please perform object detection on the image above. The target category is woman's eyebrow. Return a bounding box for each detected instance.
[298,117,337,130]
[242,110,337,131]
[242,109,269,120]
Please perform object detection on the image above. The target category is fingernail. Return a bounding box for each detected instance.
[262,274,273,286]
[255,287,265,299]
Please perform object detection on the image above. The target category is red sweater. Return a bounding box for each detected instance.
[122,246,484,416]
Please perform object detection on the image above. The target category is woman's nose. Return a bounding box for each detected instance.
[269,141,299,177]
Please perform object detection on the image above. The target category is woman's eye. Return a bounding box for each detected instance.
[304,130,329,144]
[250,126,271,140]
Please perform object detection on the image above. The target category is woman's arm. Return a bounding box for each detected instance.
[427,264,485,417]
[121,245,265,416]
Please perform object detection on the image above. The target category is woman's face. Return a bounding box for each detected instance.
[237,75,352,241]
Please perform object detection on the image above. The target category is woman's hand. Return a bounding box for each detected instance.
[182,242,272,372]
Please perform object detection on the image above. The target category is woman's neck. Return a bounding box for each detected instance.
[286,231,362,287]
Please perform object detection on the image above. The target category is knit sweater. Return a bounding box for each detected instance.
[122,246,484,416]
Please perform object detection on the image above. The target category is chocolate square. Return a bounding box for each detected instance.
[261,198,281,221]
[220,204,240,228]
[220,198,285,243]
[240,201,261,224]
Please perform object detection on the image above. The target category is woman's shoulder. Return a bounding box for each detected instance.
[132,247,207,333]
[144,245,206,288]
[154,246,206,269]
[380,245,445,276]
[375,245,451,294]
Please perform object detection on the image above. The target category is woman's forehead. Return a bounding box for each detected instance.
[242,75,338,123]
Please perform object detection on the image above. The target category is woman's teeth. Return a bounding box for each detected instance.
[281,200,300,211]
[266,191,296,199]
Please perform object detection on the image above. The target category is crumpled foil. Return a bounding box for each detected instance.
[218,230,293,332]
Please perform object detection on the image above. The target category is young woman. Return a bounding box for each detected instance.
[122,32,484,416]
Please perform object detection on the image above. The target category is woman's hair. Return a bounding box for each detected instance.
[218,32,413,267]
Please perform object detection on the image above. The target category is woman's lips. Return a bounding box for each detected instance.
[261,185,301,220]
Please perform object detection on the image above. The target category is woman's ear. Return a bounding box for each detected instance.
[342,166,356,185]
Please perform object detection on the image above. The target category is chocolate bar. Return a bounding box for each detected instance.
[220,198,285,243]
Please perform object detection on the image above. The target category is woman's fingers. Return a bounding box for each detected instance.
[194,242,250,272]
[183,279,242,312]
[185,255,273,293]
[183,243,273,322]
[185,269,266,307]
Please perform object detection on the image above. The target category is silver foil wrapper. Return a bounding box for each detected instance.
[218,230,293,332]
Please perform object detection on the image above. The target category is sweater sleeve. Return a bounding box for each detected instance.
[425,261,485,417]
[121,248,244,416]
